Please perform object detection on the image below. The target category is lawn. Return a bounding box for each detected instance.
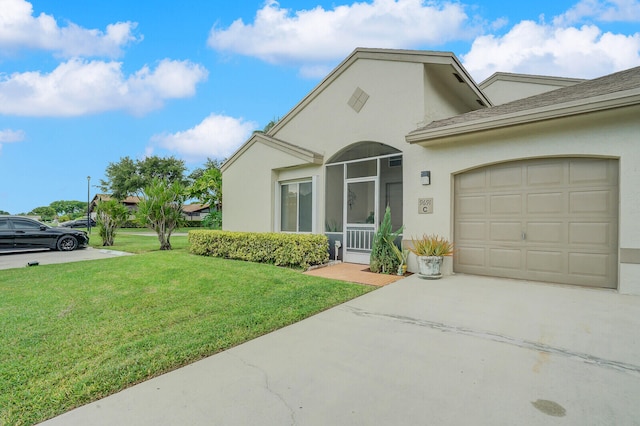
[0,233,374,425]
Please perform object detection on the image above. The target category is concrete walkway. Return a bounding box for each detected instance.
[0,247,132,270]
[41,274,640,425]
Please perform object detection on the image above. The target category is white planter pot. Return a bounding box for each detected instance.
[417,256,443,279]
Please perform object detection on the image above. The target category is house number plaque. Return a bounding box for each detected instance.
[418,198,433,214]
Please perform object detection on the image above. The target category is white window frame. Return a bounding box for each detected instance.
[275,176,317,233]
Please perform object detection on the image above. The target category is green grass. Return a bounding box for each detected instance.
[0,238,373,425]
[88,229,190,253]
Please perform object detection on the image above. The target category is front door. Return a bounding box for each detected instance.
[344,178,377,264]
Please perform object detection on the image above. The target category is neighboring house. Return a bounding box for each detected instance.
[182,203,211,222]
[222,47,640,295]
[90,194,141,219]
[91,194,210,222]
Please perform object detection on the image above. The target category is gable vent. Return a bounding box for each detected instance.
[348,87,370,113]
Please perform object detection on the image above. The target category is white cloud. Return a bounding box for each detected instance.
[208,0,471,77]
[0,128,24,154]
[462,21,640,81]
[554,0,640,26]
[0,128,24,142]
[0,58,208,116]
[0,0,140,57]
[149,113,257,162]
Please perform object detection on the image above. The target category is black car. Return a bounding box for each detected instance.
[0,216,89,252]
[59,218,96,228]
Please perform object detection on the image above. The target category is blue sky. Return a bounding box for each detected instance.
[0,0,639,214]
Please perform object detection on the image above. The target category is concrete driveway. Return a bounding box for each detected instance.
[0,247,132,270]
[41,274,640,425]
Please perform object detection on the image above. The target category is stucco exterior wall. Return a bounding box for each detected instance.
[403,104,640,294]
[273,59,427,156]
[482,80,565,105]
[226,57,478,236]
[222,141,315,232]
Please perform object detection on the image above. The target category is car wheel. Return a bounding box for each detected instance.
[57,235,78,251]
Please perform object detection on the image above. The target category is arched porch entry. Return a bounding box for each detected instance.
[325,142,403,264]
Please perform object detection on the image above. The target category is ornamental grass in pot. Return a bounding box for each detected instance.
[408,234,454,279]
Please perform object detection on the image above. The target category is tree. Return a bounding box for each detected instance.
[49,200,87,218]
[0,210,9,215]
[100,156,187,200]
[136,178,186,250]
[95,200,129,246]
[189,158,224,229]
[263,116,280,133]
[189,167,222,210]
[29,206,56,222]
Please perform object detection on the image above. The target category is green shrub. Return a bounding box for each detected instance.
[369,206,403,274]
[182,221,205,228]
[189,230,329,269]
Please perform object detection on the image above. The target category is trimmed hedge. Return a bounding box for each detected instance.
[188,230,329,269]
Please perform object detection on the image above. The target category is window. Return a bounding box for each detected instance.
[280,180,313,232]
[12,218,42,230]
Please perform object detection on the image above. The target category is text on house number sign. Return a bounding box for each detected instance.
[418,198,433,214]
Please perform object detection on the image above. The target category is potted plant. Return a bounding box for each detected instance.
[408,234,453,279]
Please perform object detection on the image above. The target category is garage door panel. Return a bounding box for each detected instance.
[457,221,486,241]
[489,249,522,270]
[527,192,565,214]
[490,166,522,188]
[527,250,564,274]
[458,170,486,191]
[490,222,522,242]
[490,194,522,214]
[570,190,613,214]
[527,222,564,244]
[527,163,565,186]
[455,158,618,289]
[456,247,486,267]
[569,158,618,185]
[458,196,486,215]
[569,222,611,246]
[569,253,610,278]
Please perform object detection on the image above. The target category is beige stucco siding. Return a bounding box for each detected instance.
[223,141,316,232]
[404,104,640,293]
[273,59,431,157]
[482,80,569,105]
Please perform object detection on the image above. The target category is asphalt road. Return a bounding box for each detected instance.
[0,247,132,271]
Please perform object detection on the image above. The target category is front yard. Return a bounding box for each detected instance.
[0,234,373,425]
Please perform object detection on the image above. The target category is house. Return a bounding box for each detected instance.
[90,194,141,213]
[91,194,211,223]
[182,203,210,222]
[222,48,640,295]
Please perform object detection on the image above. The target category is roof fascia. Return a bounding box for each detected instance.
[221,132,323,172]
[406,90,640,145]
[479,72,585,89]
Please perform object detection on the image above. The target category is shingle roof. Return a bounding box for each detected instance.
[413,65,640,132]
[182,203,209,213]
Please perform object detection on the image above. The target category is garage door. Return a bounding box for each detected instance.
[454,158,618,288]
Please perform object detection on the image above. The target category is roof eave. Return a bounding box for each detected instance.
[406,91,640,145]
[221,132,323,173]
